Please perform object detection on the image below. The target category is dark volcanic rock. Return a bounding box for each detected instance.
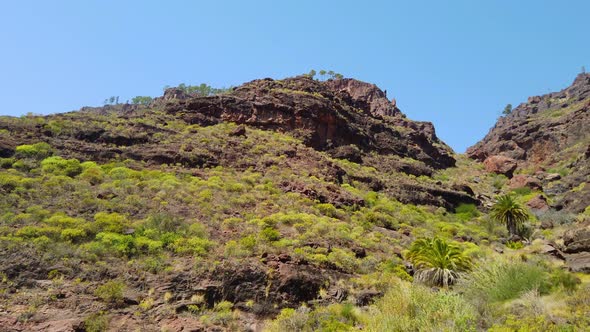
[563,224,590,254]
[166,76,456,169]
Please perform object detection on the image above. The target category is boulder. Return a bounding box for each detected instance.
[538,243,564,259]
[162,87,191,101]
[451,183,475,197]
[565,252,590,273]
[483,155,518,177]
[229,125,247,137]
[545,173,562,182]
[509,174,542,190]
[563,225,590,253]
[526,195,549,212]
[540,219,554,230]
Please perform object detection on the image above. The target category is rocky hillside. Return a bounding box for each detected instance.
[0,76,475,209]
[467,73,590,213]
[0,74,588,331]
[164,76,455,169]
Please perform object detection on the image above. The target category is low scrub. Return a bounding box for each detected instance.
[459,259,550,303]
[360,280,477,331]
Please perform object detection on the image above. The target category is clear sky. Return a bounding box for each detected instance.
[1,1,588,152]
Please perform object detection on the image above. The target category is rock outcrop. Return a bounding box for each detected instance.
[563,223,590,272]
[468,73,590,164]
[0,76,478,210]
[165,76,456,170]
[483,155,518,177]
[468,73,590,212]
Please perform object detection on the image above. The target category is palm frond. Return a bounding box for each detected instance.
[490,194,529,236]
[406,237,471,287]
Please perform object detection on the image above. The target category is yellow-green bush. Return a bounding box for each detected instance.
[94,280,125,305]
[41,156,82,177]
[15,142,53,160]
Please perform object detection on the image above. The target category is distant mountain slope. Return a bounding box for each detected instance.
[467,73,590,212]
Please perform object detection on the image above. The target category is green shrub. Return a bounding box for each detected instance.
[188,222,208,238]
[134,236,163,254]
[45,214,85,228]
[537,210,576,226]
[0,157,14,169]
[16,225,60,239]
[94,280,125,305]
[359,280,476,331]
[265,303,359,332]
[261,227,281,242]
[80,165,105,185]
[0,172,22,192]
[489,314,562,332]
[505,241,524,250]
[265,308,309,331]
[171,237,213,256]
[327,248,359,273]
[460,260,551,303]
[239,235,257,252]
[511,187,532,196]
[141,256,168,273]
[15,142,53,160]
[549,269,580,293]
[316,203,342,218]
[199,300,237,327]
[363,210,398,230]
[93,212,129,233]
[143,213,183,233]
[41,156,82,177]
[95,232,136,257]
[60,228,87,243]
[84,312,109,332]
[454,203,479,220]
[491,174,508,190]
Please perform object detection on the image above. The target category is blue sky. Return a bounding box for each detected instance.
[1,1,588,152]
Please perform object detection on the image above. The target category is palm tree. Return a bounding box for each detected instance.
[490,194,529,237]
[406,237,472,287]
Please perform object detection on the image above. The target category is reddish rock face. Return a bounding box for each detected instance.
[165,76,456,169]
[483,155,517,177]
[468,73,590,164]
[324,78,400,117]
[526,194,549,211]
[468,73,590,212]
[509,174,542,190]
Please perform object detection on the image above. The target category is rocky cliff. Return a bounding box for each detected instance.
[467,73,590,212]
[165,76,455,169]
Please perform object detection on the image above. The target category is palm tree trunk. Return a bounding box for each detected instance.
[507,219,517,236]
